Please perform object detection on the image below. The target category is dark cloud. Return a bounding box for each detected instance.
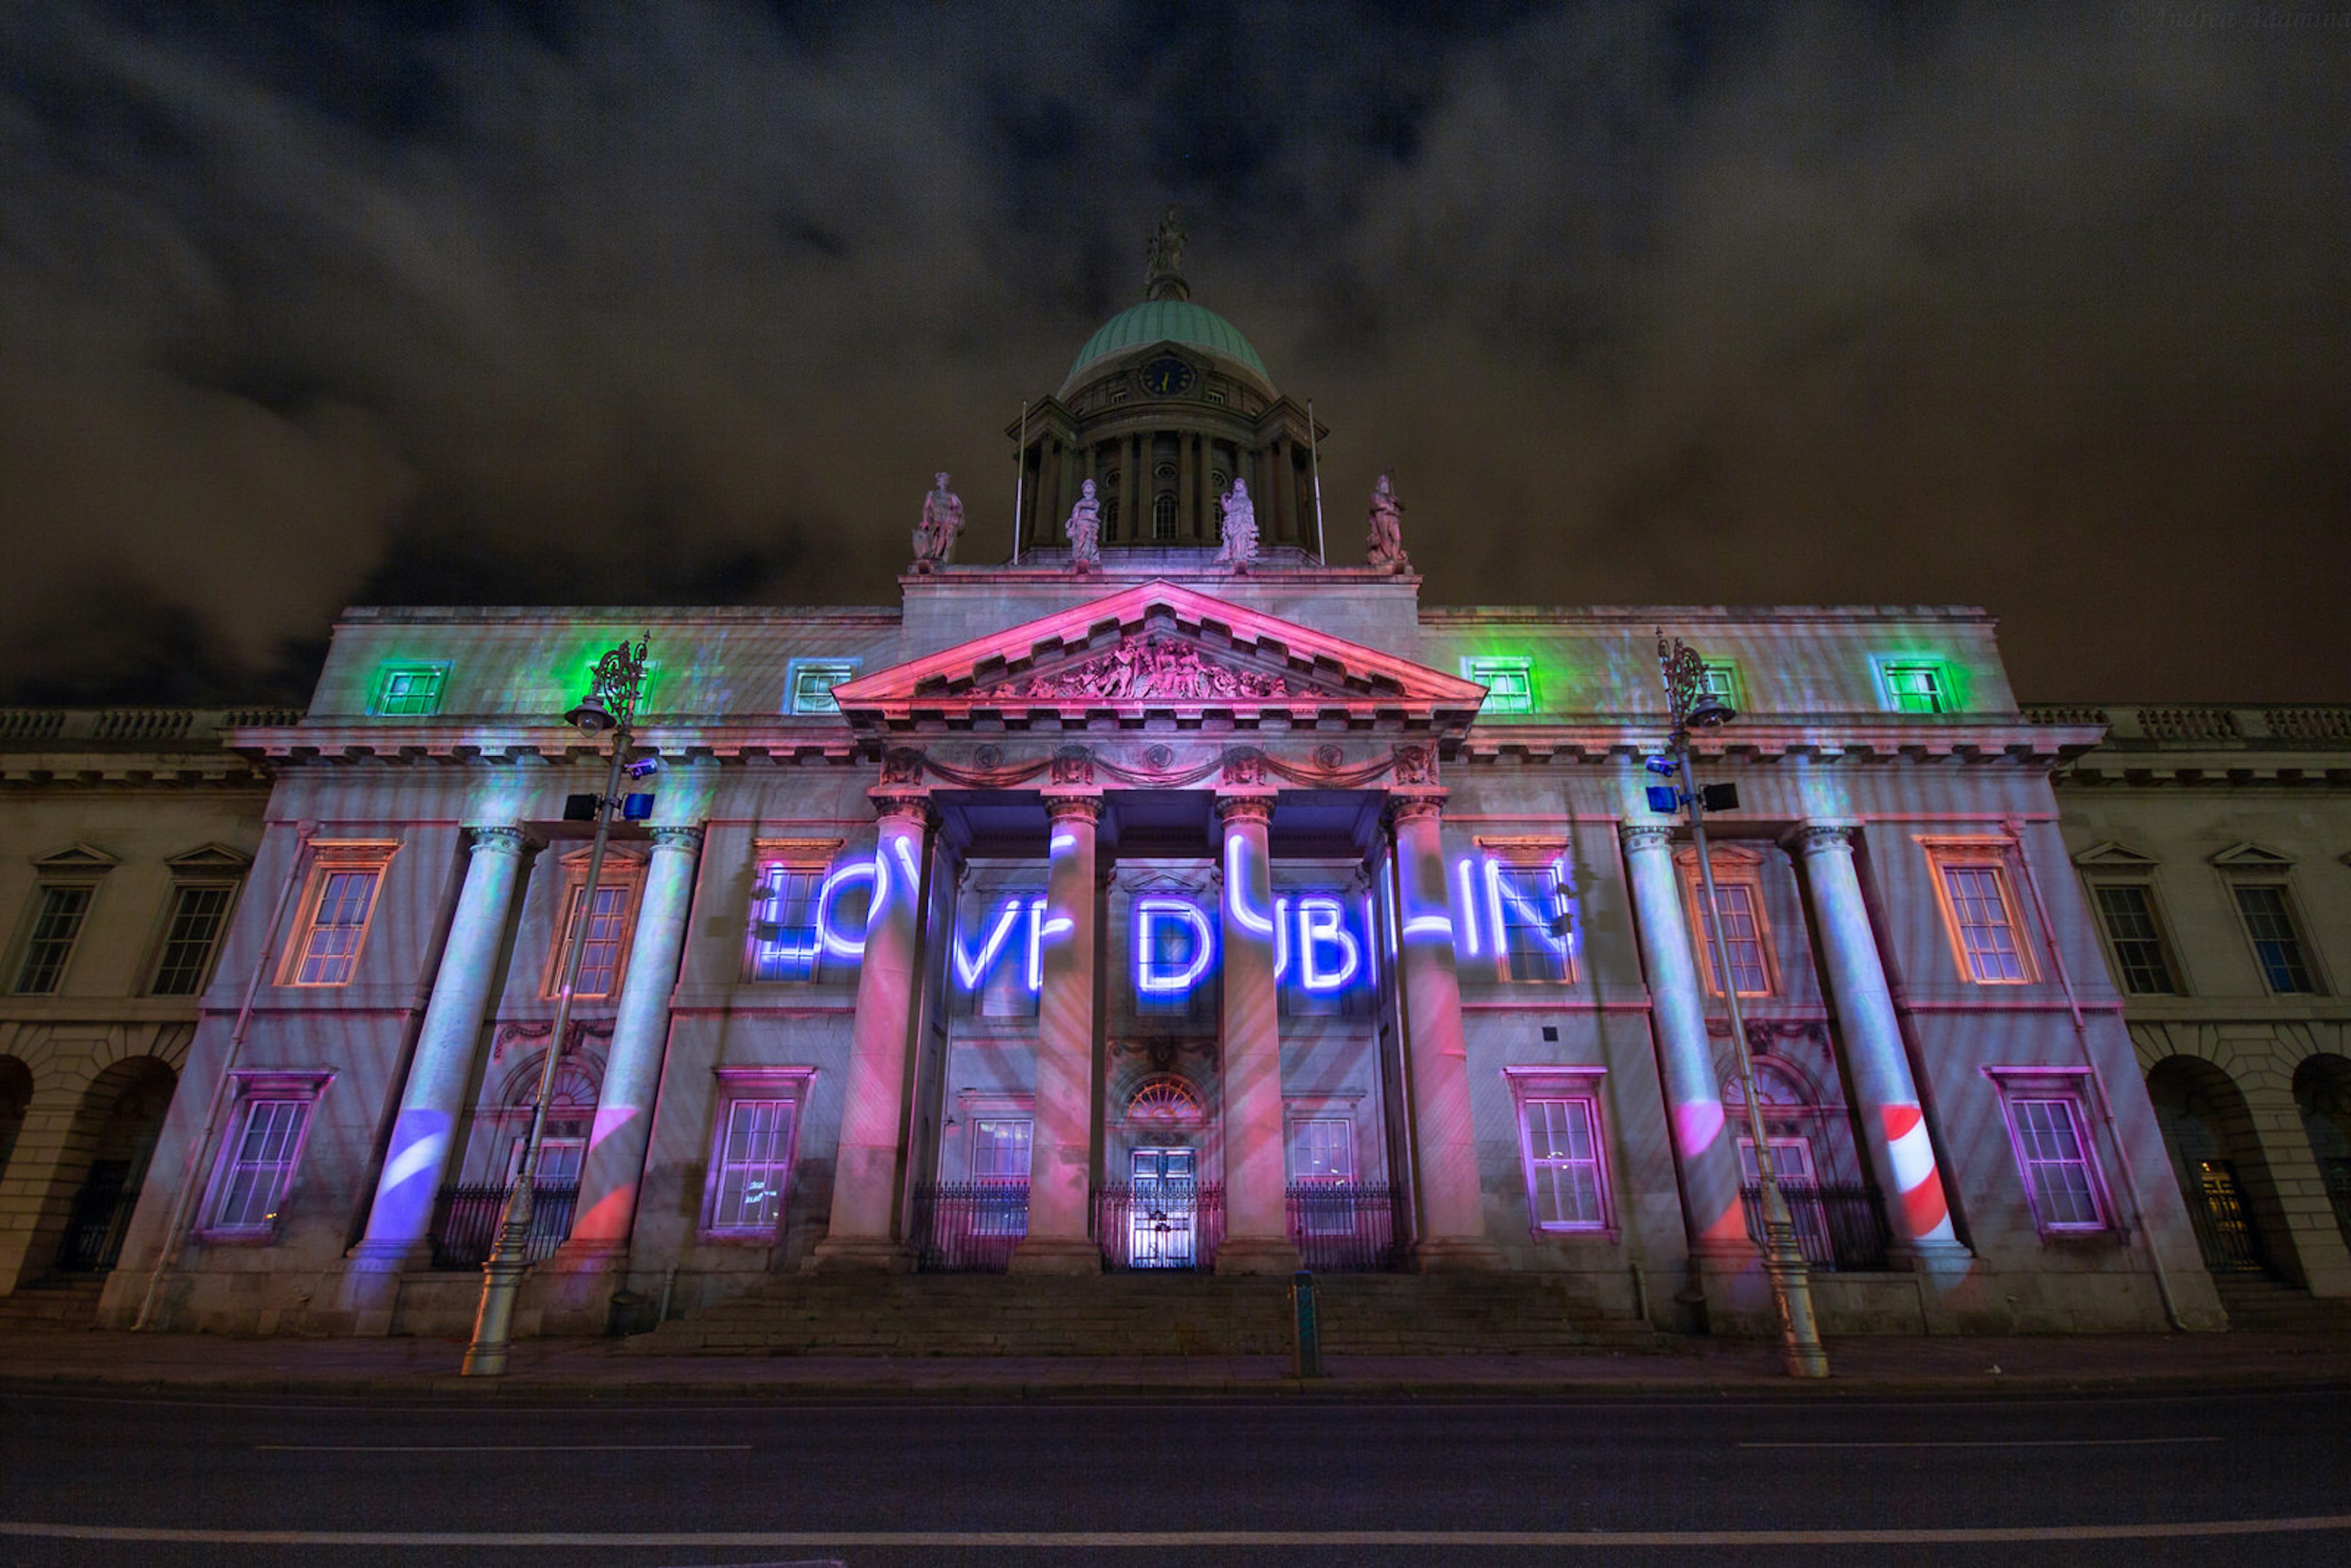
[0,1,2345,706]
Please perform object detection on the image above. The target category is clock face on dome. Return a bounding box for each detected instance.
[1139,354,1195,396]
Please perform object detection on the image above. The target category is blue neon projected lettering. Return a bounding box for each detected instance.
[814,860,877,959]
[1224,836,1277,937]
[1455,858,1483,956]
[951,899,1024,989]
[1485,858,1577,958]
[1294,896,1362,991]
[1134,899,1215,992]
[1273,896,1292,980]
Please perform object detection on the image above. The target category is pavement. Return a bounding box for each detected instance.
[7,1324,2351,1398]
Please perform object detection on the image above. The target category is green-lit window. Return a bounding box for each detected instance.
[786,659,858,716]
[1881,661,1951,715]
[1700,662,1742,709]
[370,663,448,717]
[1463,657,1536,715]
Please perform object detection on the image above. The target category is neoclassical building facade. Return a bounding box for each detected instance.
[3,266,2342,1345]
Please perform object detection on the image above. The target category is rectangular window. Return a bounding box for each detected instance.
[369,662,449,717]
[971,1118,1034,1181]
[710,1099,797,1233]
[784,659,860,716]
[199,1070,332,1239]
[2091,883,2178,995]
[279,850,396,989]
[2233,884,2317,994]
[554,882,631,999]
[149,883,238,997]
[1922,844,2035,985]
[12,885,93,994]
[1521,1098,1607,1230]
[749,865,825,983]
[1700,661,1743,709]
[1496,866,1572,982]
[1289,1118,1354,1182]
[1693,880,1772,996]
[1984,1070,2112,1235]
[1462,656,1536,716]
[1881,661,1951,714]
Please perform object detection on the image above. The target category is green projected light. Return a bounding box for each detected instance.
[369,662,449,717]
[1462,655,1537,716]
[1875,656,1965,715]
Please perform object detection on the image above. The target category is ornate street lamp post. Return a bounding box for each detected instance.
[462,634,649,1377]
[1655,632,1830,1380]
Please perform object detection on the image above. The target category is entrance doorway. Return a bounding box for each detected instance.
[1127,1147,1199,1269]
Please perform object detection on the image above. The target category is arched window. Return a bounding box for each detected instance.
[1152,493,1178,541]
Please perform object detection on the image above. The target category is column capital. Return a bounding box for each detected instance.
[466,825,529,857]
[1385,792,1447,828]
[1619,822,1676,853]
[1787,822,1858,856]
[871,790,934,828]
[1044,793,1103,825]
[1214,793,1275,827]
[648,824,704,853]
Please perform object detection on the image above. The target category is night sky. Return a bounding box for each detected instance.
[2,2,2346,708]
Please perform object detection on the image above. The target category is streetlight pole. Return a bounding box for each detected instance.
[462,633,649,1378]
[1656,632,1829,1380]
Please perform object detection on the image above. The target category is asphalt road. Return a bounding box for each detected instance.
[3,1382,2348,1566]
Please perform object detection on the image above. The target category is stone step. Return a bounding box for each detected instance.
[0,1277,108,1332]
[2212,1277,2351,1334]
[630,1272,1656,1357]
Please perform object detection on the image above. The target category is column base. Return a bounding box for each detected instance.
[1213,1237,1303,1276]
[810,1236,915,1274]
[1411,1236,1507,1272]
[1010,1237,1103,1275]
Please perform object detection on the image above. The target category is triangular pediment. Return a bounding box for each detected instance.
[831,580,1487,732]
[31,842,118,871]
[164,842,252,872]
[2211,841,2295,868]
[2072,840,2159,868]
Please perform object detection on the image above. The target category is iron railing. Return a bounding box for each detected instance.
[1739,1180,1892,1272]
[1286,1182,1409,1272]
[911,1183,1030,1273]
[2184,1163,2265,1274]
[54,1163,138,1273]
[430,1182,579,1270]
[1096,1182,1224,1272]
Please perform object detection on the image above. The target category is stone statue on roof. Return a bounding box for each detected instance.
[1065,478,1102,572]
[1367,471,1409,572]
[913,472,964,572]
[1215,478,1259,571]
[1146,206,1189,302]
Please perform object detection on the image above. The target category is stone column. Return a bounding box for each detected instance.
[1040,438,1065,550]
[816,794,932,1270]
[1178,433,1198,544]
[1014,794,1103,1272]
[1215,793,1298,1273]
[1621,824,1748,1250]
[353,825,528,1266]
[1791,823,1963,1255]
[568,825,702,1253]
[1269,436,1292,547]
[1389,796,1503,1267]
[1121,438,1142,544]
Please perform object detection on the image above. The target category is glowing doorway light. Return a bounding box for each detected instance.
[1295,896,1362,991]
[1134,898,1215,993]
[814,860,876,959]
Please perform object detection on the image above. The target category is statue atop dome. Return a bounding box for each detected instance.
[1215,479,1259,571]
[912,472,964,572]
[1065,479,1103,572]
[1367,472,1409,572]
[1146,206,1190,302]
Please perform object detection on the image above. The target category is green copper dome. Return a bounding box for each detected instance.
[1065,299,1270,389]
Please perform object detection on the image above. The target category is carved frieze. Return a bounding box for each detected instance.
[999,637,1292,703]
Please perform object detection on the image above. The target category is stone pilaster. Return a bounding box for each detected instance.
[815,795,933,1271]
[1389,795,1504,1269]
[1790,823,1963,1257]
[567,824,702,1254]
[1013,794,1103,1273]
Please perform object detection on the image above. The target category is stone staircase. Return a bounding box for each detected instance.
[2212,1275,2351,1334]
[628,1271,1657,1357]
[0,1277,107,1332]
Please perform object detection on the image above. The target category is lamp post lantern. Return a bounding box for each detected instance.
[462,633,650,1377]
[1654,631,1830,1380]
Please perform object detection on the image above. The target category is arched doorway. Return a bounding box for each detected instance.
[55,1057,176,1274]
[0,1057,30,1183]
[430,1053,600,1269]
[1723,1056,1889,1272]
[2294,1054,2351,1251]
[1105,1075,1213,1269]
[2147,1056,2276,1276]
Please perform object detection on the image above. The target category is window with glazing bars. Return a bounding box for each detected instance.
[1520,1097,1607,1229]
[1941,865,2029,982]
[209,1099,310,1231]
[12,886,92,994]
[1883,662,1950,713]
[749,868,823,982]
[2092,883,2178,995]
[2008,1096,2105,1229]
[1497,867,1572,981]
[150,885,236,996]
[2233,885,2317,993]
[1152,492,1178,539]
[711,1099,795,1231]
[971,1118,1033,1181]
[290,869,380,986]
[1700,882,1771,996]
[555,882,631,997]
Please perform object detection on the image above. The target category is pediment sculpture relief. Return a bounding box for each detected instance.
[999,638,1293,702]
